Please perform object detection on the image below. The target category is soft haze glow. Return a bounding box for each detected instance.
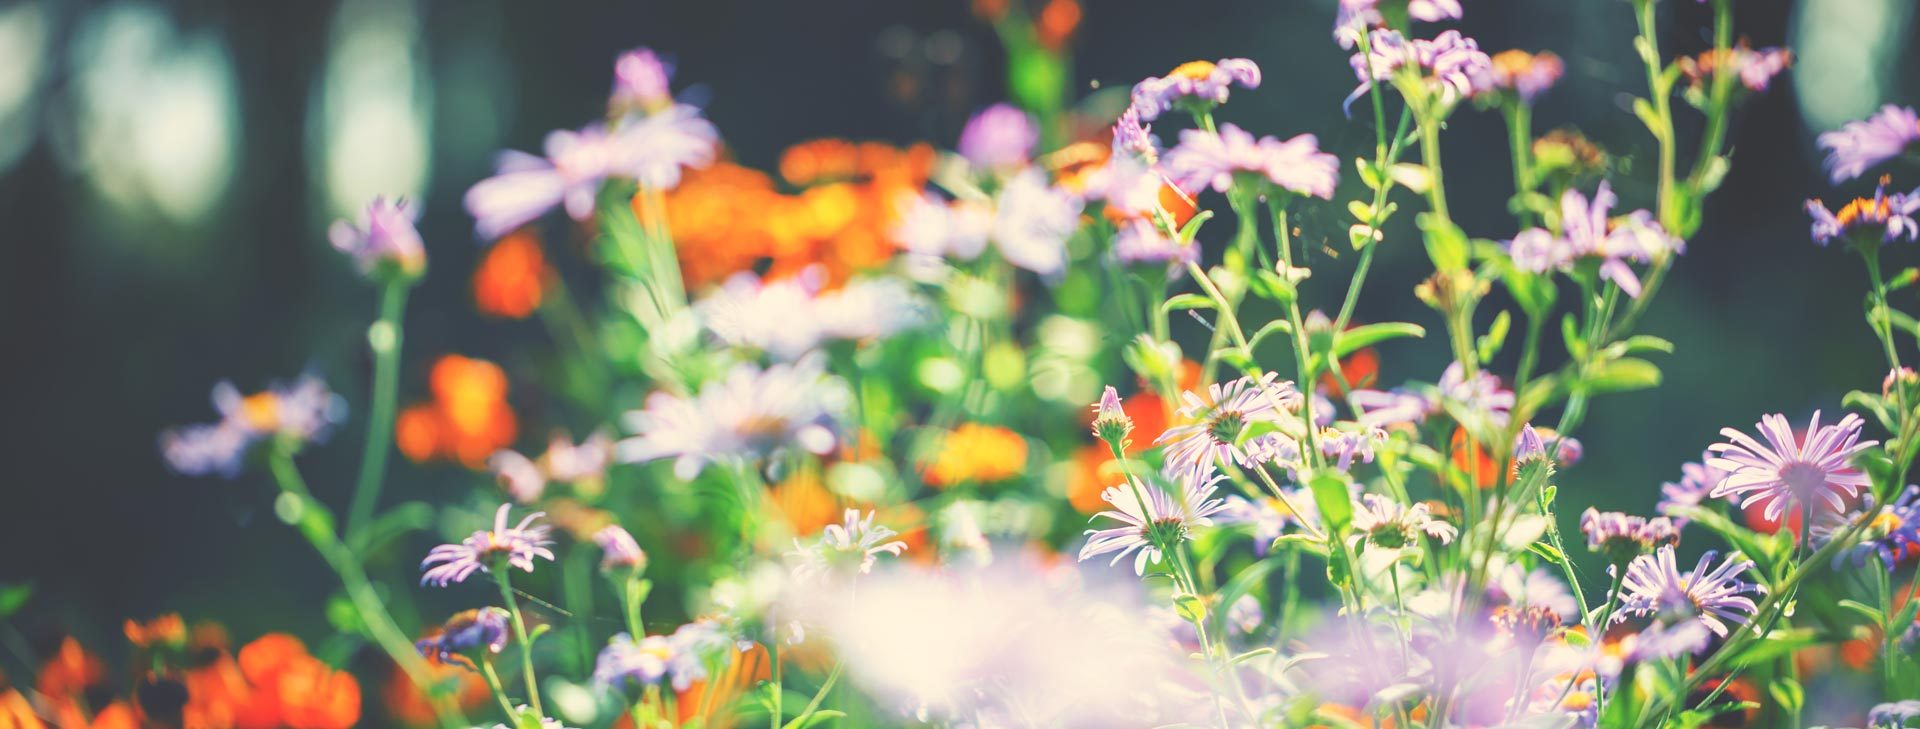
[0,1,49,175]
[1792,0,1915,132]
[312,0,433,220]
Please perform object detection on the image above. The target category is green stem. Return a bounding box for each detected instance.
[1504,102,1535,226]
[781,662,844,729]
[493,569,545,717]
[1419,116,1452,224]
[480,658,519,721]
[267,450,465,729]
[1686,0,1736,193]
[346,281,410,544]
[1633,0,1679,231]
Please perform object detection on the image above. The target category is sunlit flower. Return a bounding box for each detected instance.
[1676,43,1791,96]
[1579,508,1679,564]
[1871,700,1920,729]
[1438,361,1513,427]
[415,607,510,668]
[1488,566,1579,621]
[612,104,719,189]
[1508,181,1682,297]
[124,614,187,649]
[1128,58,1261,122]
[1079,463,1231,574]
[488,430,612,503]
[924,423,1029,487]
[1110,218,1196,273]
[465,126,620,240]
[1806,179,1920,246]
[1348,29,1492,112]
[160,375,346,477]
[1708,411,1877,522]
[992,168,1083,277]
[1334,0,1463,47]
[1220,491,1320,555]
[1817,104,1920,183]
[594,525,648,574]
[329,196,426,278]
[1658,452,1730,525]
[698,269,922,358]
[1613,545,1763,657]
[420,504,556,587]
[1483,49,1563,104]
[472,230,551,319]
[1811,486,1920,571]
[1156,372,1303,471]
[617,356,843,479]
[396,354,519,468]
[893,193,993,271]
[789,508,910,580]
[1090,385,1134,445]
[958,103,1038,170]
[1350,387,1436,429]
[1320,426,1387,471]
[610,47,674,113]
[1351,493,1456,547]
[1163,124,1338,199]
[1111,106,1159,161]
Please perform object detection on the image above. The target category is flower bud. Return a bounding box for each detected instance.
[595,525,648,575]
[1090,385,1134,447]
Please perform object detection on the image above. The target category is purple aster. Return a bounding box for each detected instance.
[1111,219,1196,273]
[788,508,909,581]
[1508,181,1682,298]
[594,525,647,573]
[610,47,674,113]
[1156,372,1303,472]
[1348,29,1493,113]
[1351,493,1456,547]
[465,126,619,240]
[593,633,671,693]
[1111,106,1159,162]
[487,449,545,503]
[1320,426,1388,471]
[1079,463,1232,575]
[1488,565,1579,621]
[420,504,557,587]
[1438,361,1513,427]
[957,103,1038,170]
[159,421,253,478]
[892,193,992,266]
[1872,700,1920,729]
[1162,124,1339,199]
[1579,508,1679,564]
[329,196,426,278]
[611,104,719,190]
[1513,424,1548,464]
[1613,545,1764,655]
[1084,156,1165,218]
[1484,50,1564,105]
[415,607,511,667]
[1806,180,1920,246]
[1220,491,1320,555]
[1811,485,1920,571]
[1708,411,1877,522]
[991,168,1084,278]
[160,375,346,477]
[1818,104,1920,183]
[617,356,843,479]
[1657,452,1730,525]
[543,429,613,484]
[1333,0,1464,48]
[1128,58,1261,122]
[1090,385,1134,444]
[1350,387,1436,428]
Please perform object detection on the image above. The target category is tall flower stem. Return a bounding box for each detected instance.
[493,569,545,717]
[1632,0,1678,231]
[266,448,464,729]
[1503,101,1536,227]
[480,658,519,720]
[1686,0,1736,193]
[346,280,410,544]
[1270,202,1325,465]
[1418,115,1452,224]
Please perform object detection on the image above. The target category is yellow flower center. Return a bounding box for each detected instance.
[1169,60,1217,80]
[241,392,281,431]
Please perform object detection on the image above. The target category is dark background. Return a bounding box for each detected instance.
[0,0,1914,663]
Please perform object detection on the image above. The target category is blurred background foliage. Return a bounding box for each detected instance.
[0,0,1915,667]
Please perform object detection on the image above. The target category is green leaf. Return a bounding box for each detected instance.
[1347,200,1374,222]
[787,710,848,729]
[1308,472,1355,534]
[1477,310,1511,362]
[1248,270,1298,306]
[1632,97,1665,140]
[1173,592,1208,624]
[0,583,30,619]
[1837,599,1885,626]
[1560,314,1585,361]
[1619,335,1674,355]
[1767,678,1804,716]
[1417,214,1469,272]
[1333,322,1426,358]
[1527,541,1567,566]
[1176,210,1215,245]
[1248,320,1294,353]
[1355,158,1385,191]
[349,501,436,554]
[1581,357,1661,394]
[1389,163,1432,194]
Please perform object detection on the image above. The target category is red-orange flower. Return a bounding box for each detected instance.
[923,424,1029,487]
[396,355,519,468]
[125,614,188,649]
[472,231,552,319]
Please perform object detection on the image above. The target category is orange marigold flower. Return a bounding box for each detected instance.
[770,469,840,537]
[89,702,139,729]
[384,661,490,728]
[395,356,518,468]
[125,614,187,649]
[37,637,104,703]
[0,689,44,729]
[924,424,1029,487]
[1450,427,1500,489]
[1320,346,1380,393]
[472,231,552,319]
[1066,443,1124,514]
[1035,0,1081,50]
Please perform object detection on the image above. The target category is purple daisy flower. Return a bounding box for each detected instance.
[1334,0,1464,48]
[610,104,719,190]
[1110,219,1196,273]
[892,193,992,267]
[1351,493,1456,547]
[957,103,1038,170]
[1128,58,1260,122]
[594,525,647,573]
[1438,361,1514,427]
[991,168,1084,278]
[160,375,347,478]
[159,421,254,478]
[1084,156,1165,219]
[1320,426,1388,471]
[1220,491,1320,556]
[1508,181,1682,298]
[1708,411,1878,522]
[1579,508,1680,564]
[1811,486,1920,571]
[1484,49,1564,105]
[1806,180,1920,246]
[1818,104,1920,183]
[1156,372,1304,472]
[617,356,843,479]
[1350,387,1436,429]
[465,126,620,241]
[1657,452,1731,525]
[1079,463,1232,575]
[329,196,426,278]
[1162,124,1339,199]
[1111,106,1159,161]
[1872,700,1920,728]
[420,504,557,587]
[788,508,909,581]
[610,47,674,113]
[1613,545,1764,655]
[1348,29,1493,113]
[415,607,511,666]
[593,633,673,693]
